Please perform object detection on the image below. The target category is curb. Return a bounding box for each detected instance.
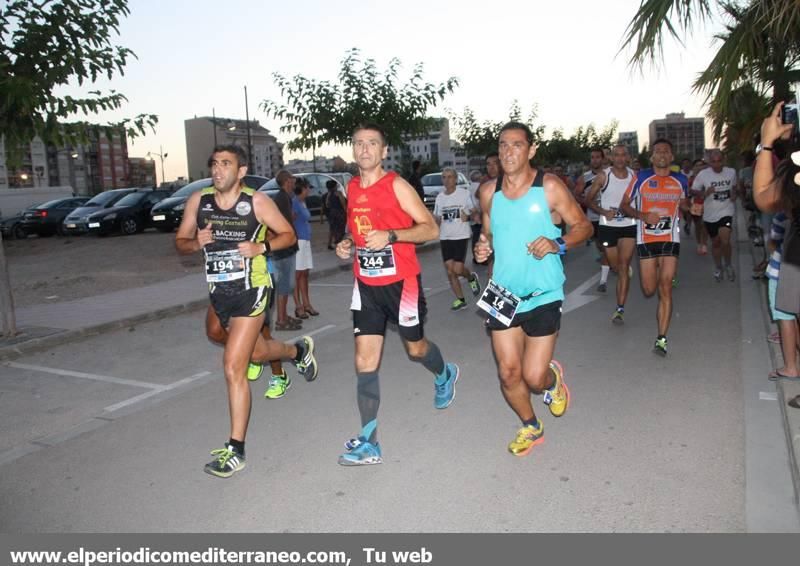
[0,240,442,361]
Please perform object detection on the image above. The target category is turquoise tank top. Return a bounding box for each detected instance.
[490,172,565,312]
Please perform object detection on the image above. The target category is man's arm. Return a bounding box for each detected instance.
[572,175,586,204]
[542,174,592,253]
[585,171,611,218]
[175,192,204,255]
[245,192,296,256]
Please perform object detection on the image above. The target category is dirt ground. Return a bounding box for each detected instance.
[2,221,333,308]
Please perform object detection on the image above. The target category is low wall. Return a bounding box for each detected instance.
[0,186,75,218]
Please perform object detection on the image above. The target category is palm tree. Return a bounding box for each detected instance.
[621,0,800,149]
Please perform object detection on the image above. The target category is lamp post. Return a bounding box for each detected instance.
[147,145,168,187]
[244,85,253,171]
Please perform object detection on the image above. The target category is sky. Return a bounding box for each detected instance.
[62,0,725,184]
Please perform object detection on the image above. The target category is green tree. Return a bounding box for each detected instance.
[621,0,799,148]
[261,48,459,153]
[0,0,156,336]
[449,101,545,158]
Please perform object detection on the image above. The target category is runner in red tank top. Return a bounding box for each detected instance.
[335,123,460,466]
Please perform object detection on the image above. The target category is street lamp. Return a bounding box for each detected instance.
[147,146,168,187]
[244,85,253,171]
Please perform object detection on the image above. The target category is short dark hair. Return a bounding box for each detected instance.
[207,144,247,168]
[326,179,337,190]
[294,177,309,195]
[353,122,387,146]
[412,160,421,169]
[651,138,673,151]
[486,151,499,160]
[590,147,605,158]
[276,169,294,186]
[499,121,534,145]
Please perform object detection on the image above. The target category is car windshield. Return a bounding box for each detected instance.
[85,191,126,207]
[171,180,210,198]
[422,174,443,187]
[115,193,148,207]
[34,199,66,209]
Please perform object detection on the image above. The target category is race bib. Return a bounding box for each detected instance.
[357,246,397,278]
[206,249,245,283]
[441,206,461,222]
[713,189,731,201]
[644,216,673,236]
[476,279,521,327]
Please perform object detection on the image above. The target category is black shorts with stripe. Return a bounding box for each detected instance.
[704,216,733,239]
[598,225,636,248]
[210,286,270,328]
[637,241,680,259]
[487,300,562,337]
[351,275,427,342]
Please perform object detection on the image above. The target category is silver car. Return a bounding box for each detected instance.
[421,171,471,210]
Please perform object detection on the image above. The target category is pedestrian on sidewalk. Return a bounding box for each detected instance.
[292,177,319,319]
[324,179,347,249]
[765,212,800,380]
[272,170,302,331]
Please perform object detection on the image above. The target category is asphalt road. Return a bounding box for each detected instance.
[0,235,797,532]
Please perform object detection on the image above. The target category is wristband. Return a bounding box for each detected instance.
[554,237,567,255]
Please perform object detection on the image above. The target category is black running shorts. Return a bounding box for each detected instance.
[598,225,637,248]
[210,287,270,328]
[637,241,680,259]
[351,275,427,342]
[487,300,562,337]
[440,238,469,263]
[704,216,733,239]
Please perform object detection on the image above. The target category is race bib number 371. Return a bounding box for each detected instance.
[357,246,397,277]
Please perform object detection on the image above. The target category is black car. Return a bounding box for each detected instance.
[0,213,26,240]
[63,188,139,235]
[150,175,270,232]
[85,189,171,235]
[20,197,90,237]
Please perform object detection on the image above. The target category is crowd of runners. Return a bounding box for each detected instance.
[174,103,799,478]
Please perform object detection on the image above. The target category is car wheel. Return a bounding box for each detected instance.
[121,217,139,235]
[56,224,66,236]
[12,224,26,240]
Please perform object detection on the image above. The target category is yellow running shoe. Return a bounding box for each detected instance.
[543,360,569,417]
[247,362,264,381]
[508,421,544,456]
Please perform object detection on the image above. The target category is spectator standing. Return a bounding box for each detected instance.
[272,170,302,331]
[408,160,425,202]
[324,179,347,249]
[292,177,318,319]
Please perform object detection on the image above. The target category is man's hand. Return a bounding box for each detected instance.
[527,236,558,259]
[473,233,492,263]
[643,211,661,225]
[364,230,390,250]
[197,223,214,248]
[238,241,265,258]
[604,209,615,221]
[336,238,353,259]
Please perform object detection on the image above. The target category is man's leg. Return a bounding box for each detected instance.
[616,238,636,313]
[638,256,658,298]
[405,336,458,409]
[719,226,735,280]
[596,231,610,290]
[654,255,678,355]
[444,259,465,301]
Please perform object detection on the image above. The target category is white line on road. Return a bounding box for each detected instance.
[563,273,602,314]
[758,391,778,401]
[4,362,163,390]
[102,371,213,413]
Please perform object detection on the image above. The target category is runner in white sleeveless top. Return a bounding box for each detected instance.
[574,148,610,292]
[585,145,637,324]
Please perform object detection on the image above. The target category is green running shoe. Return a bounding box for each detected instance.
[247,362,264,381]
[653,336,668,357]
[264,370,291,399]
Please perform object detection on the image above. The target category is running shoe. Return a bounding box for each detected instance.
[597,282,607,293]
[264,370,291,399]
[611,310,624,325]
[434,363,459,409]
[468,272,481,297]
[508,421,544,456]
[338,438,382,466]
[713,269,722,282]
[653,336,668,357]
[543,360,569,417]
[246,362,264,382]
[293,336,318,382]
[628,265,634,278]
[726,266,736,282]
[672,277,679,288]
[451,298,467,311]
[203,444,245,478]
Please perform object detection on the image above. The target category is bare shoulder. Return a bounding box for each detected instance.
[478,179,497,198]
[392,174,416,194]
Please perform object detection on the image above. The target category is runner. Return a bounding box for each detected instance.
[433,167,481,310]
[585,144,637,324]
[473,122,592,457]
[335,123,459,466]
[175,145,318,478]
[574,148,610,292]
[688,159,709,255]
[692,149,737,281]
[620,139,690,356]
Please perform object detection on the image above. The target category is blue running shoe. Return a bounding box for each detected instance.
[434,363,459,409]
[338,437,382,466]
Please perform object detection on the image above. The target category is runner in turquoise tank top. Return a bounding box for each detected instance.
[474,122,592,458]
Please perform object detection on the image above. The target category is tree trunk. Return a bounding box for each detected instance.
[0,232,18,337]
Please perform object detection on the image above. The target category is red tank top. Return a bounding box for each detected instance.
[347,171,420,285]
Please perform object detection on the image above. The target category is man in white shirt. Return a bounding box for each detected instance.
[434,167,481,310]
[692,149,738,281]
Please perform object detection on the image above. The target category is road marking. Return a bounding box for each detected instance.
[287,324,338,343]
[759,391,778,401]
[4,362,163,390]
[563,273,602,314]
[102,371,213,413]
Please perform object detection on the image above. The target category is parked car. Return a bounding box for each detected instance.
[258,172,350,215]
[20,197,90,237]
[151,175,270,232]
[62,188,139,235]
[85,189,171,235]
[0,213,26,240]
[421,171,472,210]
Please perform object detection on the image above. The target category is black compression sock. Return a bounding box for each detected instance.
[228,438,245,455]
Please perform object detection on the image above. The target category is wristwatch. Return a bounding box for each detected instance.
[387,230,398,244]
[756,143,773,155]
[554,237,567,255]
